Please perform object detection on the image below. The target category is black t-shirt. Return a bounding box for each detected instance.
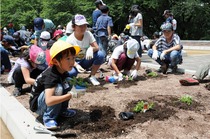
[29,65,70,112]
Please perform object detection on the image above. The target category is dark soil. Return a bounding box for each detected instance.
[45,95,204,139]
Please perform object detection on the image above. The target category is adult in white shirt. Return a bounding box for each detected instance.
[66,14,105,86]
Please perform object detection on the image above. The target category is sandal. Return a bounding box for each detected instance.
[179,78,199,86]
[60,109,76,118]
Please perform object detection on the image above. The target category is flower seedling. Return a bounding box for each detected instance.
[123,75,133,81]
[133,101,154,113]
[69,77,89,88]
[147,72,158,77]
[179,95,193,105]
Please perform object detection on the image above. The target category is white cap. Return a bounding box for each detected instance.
[40,31,51,40]
[74,14,89,26]
[126,39,140,59]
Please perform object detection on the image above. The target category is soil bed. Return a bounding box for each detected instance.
[1,63,210,139]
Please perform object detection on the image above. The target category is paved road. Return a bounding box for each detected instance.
[141,52,210,71]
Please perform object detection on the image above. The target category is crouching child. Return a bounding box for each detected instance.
[29,40,82,130]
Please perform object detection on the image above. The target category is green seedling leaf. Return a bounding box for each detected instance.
[147,72,158,77]
[133,101,154,113]
[179,95,193,105]
[69,77,89,87]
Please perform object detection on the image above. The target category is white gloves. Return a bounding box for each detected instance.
[160,52,165,60]
[76,64,85,73]
[86,47,93,60]
[118,73,123,81]
[130,70,138,79]
[152,50,159,60]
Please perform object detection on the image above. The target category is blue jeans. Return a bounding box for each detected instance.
[0,46,11,71]
[36,84,70,122]
[147,49,182,68]
[98,36,108,60]
[68,50,104,77]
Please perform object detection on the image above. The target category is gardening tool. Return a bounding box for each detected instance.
[33,126,77,138]
[119,112,134,120]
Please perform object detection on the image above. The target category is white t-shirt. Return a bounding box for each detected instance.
[129,13,143,36]
[7,58,32,83]
[108,45,139,66]
[66,31,95,60]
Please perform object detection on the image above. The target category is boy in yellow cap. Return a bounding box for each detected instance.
[29,40,82,130]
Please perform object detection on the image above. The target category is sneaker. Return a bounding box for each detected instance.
[13,87,22,97]
[179,78,199,86]
[60,109,76,118]
[161,62,169,74]
[88,76,100,86]
[166,66,177,74]
[44,120,58,130]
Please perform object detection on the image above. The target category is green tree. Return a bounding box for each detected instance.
[1,0,210,40]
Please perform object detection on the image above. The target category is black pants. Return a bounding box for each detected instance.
[131,36,142,57]
[12,66,42,88]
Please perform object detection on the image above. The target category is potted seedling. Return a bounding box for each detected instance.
[69,77,89,92]
[179,95,193,105]
[133,100,154,113]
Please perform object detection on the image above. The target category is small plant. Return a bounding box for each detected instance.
[69,77,89,87]
[147,72,158,77]
[133,101,154,113]
[123,75,133,81]
[179,95,193,105]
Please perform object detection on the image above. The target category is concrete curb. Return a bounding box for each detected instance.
[0,86,56,139]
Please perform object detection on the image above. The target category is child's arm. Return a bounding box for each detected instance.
[45,87,72,106]
[21,67,35,85]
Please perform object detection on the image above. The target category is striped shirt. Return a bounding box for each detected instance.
[155,34,180,51]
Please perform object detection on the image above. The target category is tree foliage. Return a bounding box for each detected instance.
[1,0,210,40]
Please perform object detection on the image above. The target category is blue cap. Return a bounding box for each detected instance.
[34,17,44,31]
[2,35,15,45]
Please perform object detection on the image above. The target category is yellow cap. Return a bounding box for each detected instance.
[50,40,80,64]
[126,24,130,30]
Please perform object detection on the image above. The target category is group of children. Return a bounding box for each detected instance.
[0,12,143,129]
[0,3,195,130]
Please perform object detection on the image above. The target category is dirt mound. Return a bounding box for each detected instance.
[50,95,205,139]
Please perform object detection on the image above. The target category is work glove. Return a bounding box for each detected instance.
[152,50,159,60]
[118,73,123,81]
[160,52,166,60]
[130,70,138,79]
[68,86,85,98]
[86,47,93,60]
[76,64,85,73]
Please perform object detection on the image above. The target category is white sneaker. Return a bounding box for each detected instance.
[89,76,100,86]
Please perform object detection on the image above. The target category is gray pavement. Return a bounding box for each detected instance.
[141,53,210,72]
